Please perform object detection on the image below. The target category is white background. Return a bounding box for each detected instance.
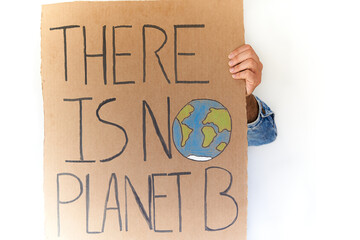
[1,0,359,239]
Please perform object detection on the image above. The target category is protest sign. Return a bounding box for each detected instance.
[41,1,247,239]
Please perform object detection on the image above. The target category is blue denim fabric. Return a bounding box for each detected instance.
[247,96,277,146]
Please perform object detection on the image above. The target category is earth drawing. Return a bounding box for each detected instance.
[172,99,232,162]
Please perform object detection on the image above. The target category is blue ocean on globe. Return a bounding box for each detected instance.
[173,99,232,162]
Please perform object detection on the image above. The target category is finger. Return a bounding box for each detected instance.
[231,69,255,81]
[231,70,258,95]
[246,75,261,95]
[228,49,260,67]
[246,82,257,96]
[229,58,258,74]
[228,44,252,59]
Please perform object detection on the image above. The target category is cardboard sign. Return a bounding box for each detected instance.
[41,1,247,239]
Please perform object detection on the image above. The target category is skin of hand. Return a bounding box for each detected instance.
[228,44,262,123]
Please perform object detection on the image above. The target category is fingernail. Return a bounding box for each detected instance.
[228,53,233,59]
[228,60,233,66]
[232,74,236,78]
[229,67,235,73]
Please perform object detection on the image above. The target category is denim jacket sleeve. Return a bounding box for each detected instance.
[247,96,277,146]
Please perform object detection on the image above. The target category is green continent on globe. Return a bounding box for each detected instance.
[202,108,231,132]
[216,142,227,151]
[180,124,193,147]
[176,104,195,147]
[201,126,217,148]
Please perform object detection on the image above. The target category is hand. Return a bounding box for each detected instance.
[228,44,263,96]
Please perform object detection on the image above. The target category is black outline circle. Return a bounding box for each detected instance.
[172,99,232,162]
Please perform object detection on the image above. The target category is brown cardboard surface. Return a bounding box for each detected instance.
[41,1,247,239]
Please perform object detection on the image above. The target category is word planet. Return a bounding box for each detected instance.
[173,99,232,162]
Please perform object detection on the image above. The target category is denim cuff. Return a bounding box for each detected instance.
[247,95,274,129]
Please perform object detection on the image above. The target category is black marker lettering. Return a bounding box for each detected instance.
[49,25,80,82]
[142,97,172,161]
[96,98,128,162]
[204,167,238,231]
[85,174,102,234]
[63,98,95,163]
[142,25,170,83]
[125,175,152,231]
[57,173,83,236]
[112,25,135,85]
[83,26,107,85]
[152,173,172,233]
[101,173,122,232]
[168,172,191,232]
[174,24,209,84]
